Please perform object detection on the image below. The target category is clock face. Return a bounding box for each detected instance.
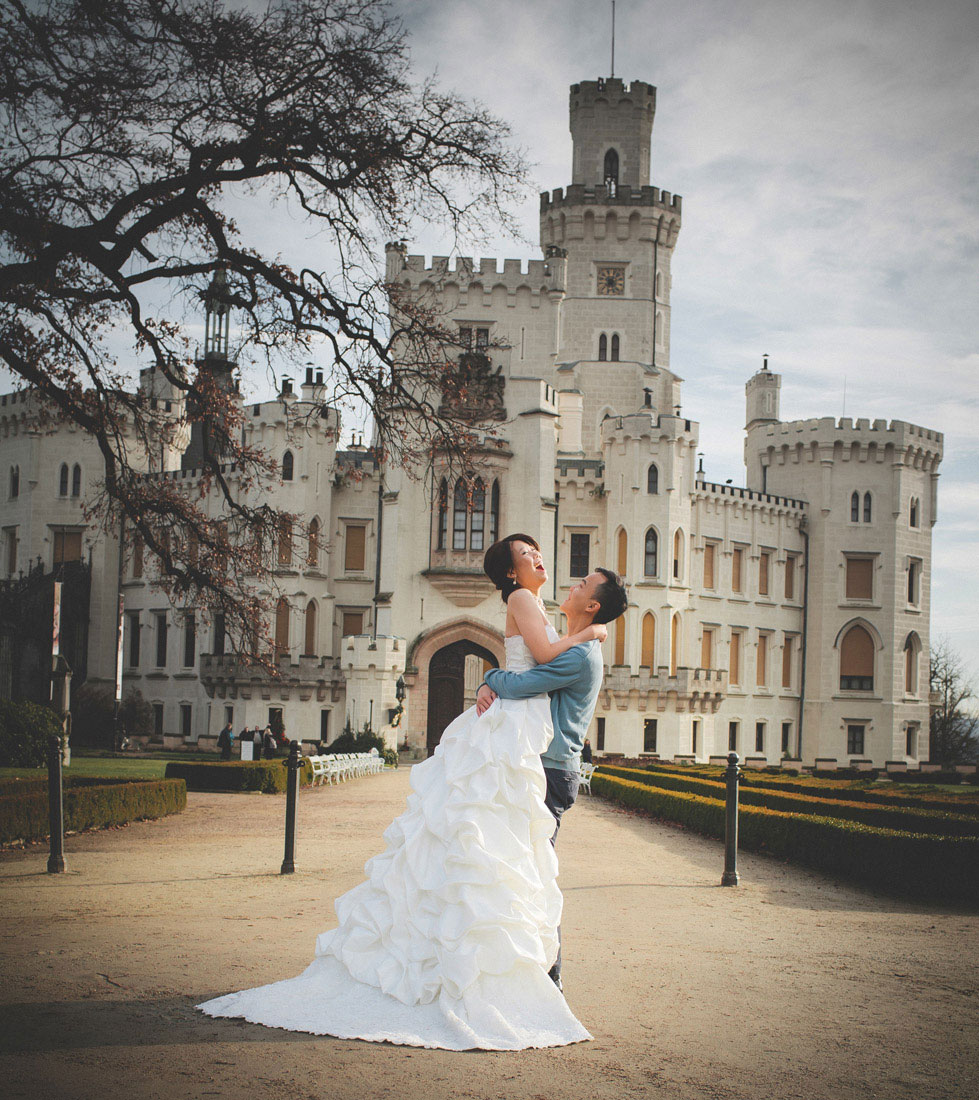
[597,266,625,295]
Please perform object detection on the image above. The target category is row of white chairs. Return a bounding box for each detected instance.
[308,750,386,786]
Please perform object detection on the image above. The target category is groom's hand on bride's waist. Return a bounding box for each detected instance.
[476,684,497,716]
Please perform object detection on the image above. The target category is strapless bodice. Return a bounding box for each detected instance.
[504,624,559,673]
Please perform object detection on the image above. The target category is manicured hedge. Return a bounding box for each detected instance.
[592,772,979,904]
[0,776,186,845]
[597,765,979,837]
[164,758,313,793]
[628,761,979,816]
[0,698,63,768]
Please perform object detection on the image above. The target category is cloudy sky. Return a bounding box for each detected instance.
[4,1,977,676]
[391,0,979,676]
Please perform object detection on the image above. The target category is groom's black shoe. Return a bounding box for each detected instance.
[548,966,563,994]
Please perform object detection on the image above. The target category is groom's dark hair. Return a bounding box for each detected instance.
[592,568,628,625]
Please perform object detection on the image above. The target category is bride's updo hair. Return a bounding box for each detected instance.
[483,533,541,603]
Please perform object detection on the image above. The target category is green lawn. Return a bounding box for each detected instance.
[0,749,216,782]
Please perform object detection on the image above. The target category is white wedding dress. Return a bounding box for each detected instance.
[197,628,591,1050]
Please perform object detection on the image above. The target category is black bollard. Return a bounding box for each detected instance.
[721,751,741,887]
[47,733,66,874]
[280,740,301,875]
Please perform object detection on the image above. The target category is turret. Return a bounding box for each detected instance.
[569,79,656,191]
[181,266,240,471]
[745,356,781,430]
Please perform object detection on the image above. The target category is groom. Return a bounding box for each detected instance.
[476,566,628,990]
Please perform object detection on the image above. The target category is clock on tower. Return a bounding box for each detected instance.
[597,265,625,295]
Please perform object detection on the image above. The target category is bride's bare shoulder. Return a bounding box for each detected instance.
[507,588,537,608]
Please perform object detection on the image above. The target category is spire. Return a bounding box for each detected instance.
[610,1,616,78]
[202,266,234,363]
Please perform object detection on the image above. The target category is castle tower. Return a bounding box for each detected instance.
[746,415,943,764]
[569,78,655,190]
[540,78,683,440]
[745,356,781,430]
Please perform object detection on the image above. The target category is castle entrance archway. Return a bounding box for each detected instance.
[425,640,498,756]
[405,618,505,757]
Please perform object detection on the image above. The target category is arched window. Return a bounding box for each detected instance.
[59,463,69,496]
[863,492,872,523]
[673,529,684,581]
[670,613,681,676]
[909,497,919,528]
[307,517,320,568]
[641,612,656,668]
[904,633,920,694]
[436,478,448,550]
[644,528,658,577]
[71,463,81,497]
[277,516,293,566]
[850,491,860,523]
[610,334,620,361]
[489,480,500,545]
[470,478,486,551]
[598,334,608,361]
[452,479,467,550]
[9,466,18,499]
[616,528,628,577]
[840,623,874,691]
[614,611,626,665]
[304,600,317,657]
[274,597,290,660]
[603,148,619,191]
[647,464,659,494]
[281,450,294,481]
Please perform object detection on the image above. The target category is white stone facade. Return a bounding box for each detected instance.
[0,77,943,766]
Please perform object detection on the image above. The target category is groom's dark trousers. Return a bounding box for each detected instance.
[543,766,580,979]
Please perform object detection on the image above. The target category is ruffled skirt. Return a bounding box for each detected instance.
[197,695,591,1050]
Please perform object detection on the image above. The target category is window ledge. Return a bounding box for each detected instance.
[833,692,882,702]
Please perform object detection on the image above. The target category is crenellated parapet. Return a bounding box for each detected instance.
[540,183,682,215]
[398,253,550,290]
[693,478,808,514]
[600,409,698,446]
[751,416,943,471]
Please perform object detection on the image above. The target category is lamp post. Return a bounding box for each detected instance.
[721,752,741,886]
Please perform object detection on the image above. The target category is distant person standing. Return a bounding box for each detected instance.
[253,727,264,761]
[262,725,276,760]
[581,737,593,764]
[217,721,233,761]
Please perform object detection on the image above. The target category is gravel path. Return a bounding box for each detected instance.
[1,768,977,1100]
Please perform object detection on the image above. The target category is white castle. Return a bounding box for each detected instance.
[0,77,943,767]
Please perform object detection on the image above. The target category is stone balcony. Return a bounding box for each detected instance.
[601,665,728,714]
[199,653,344,704]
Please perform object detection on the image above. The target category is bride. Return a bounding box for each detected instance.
[197,532,605,1050]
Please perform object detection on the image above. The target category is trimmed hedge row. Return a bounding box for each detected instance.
[592,773,979,904]
[0,777,187,845]
[164,759,313,793]
[634,761,979,816]
[597,765,979,837]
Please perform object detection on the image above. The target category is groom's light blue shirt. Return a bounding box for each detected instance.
[483,641,604,772]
